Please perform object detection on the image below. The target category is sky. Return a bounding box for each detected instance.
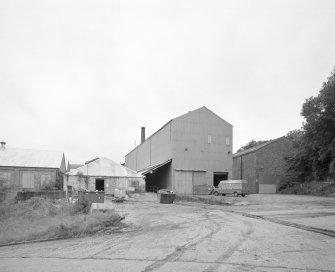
[0,0,335,165]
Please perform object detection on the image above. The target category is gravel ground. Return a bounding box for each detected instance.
[0,193,334,272]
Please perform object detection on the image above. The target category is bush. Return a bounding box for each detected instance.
[279,180,335,196]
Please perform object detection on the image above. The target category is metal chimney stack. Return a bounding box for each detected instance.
[141,127,145,144]
[0,141,6,149]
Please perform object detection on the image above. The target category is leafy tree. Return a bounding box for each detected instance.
[286,68,335,181]
[237,139,270,152]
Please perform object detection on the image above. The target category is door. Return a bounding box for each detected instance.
[259,184,277,194]
[213,172,228,187]
[174,171,193,194]
[95,179,105,191]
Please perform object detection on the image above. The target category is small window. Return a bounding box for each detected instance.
[226,137,230,146]
[208,135,212,144]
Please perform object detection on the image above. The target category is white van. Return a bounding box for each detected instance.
[212,180,248,197]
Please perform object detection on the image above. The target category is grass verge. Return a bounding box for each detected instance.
[0,197,124,244]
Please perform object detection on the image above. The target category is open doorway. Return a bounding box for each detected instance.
[213,172,228,187]
[95,179,104,191]
[145,161,171,192]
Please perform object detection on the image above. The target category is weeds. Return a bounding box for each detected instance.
[0,197,123,244]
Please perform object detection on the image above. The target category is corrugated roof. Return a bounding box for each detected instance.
[67,157,143,178]
[69,163,83,170]
[233,137,284,158]
[137,159,172,175]
[0,148,64,168]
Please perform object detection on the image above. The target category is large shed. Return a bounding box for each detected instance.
[125,106,233,194]
[0,142,66,191]
[233,137,292,194]
[64,157,145,194]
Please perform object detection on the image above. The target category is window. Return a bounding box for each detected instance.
[226,137,230,146]
[208,135,212,144]
[41,174,52,186]
[22,173,35,188]
[0,172,11,181]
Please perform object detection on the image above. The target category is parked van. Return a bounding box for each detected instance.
[212,180,248,197]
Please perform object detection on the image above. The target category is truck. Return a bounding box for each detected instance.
[211,180,248,197]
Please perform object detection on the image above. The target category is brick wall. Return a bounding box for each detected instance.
[233,137,292,194]
[256,137,292,187]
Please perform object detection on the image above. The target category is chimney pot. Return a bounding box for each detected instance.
[141,127,145,144]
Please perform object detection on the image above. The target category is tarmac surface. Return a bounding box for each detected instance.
[0,193,335,272]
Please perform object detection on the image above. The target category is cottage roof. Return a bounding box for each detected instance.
[233,137,285,158]
[69,163,83,170]
[0,148,64,168]
[67,157,143,178]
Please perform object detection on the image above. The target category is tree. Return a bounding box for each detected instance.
[237,139,270,153]
[286,67,335,181]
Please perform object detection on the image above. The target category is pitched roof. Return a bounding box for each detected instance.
[125,106,232,156]
[69,163,83,170]
[67,157,143,178]
[174,106,233,127]
[0,148,64,168]
[233,137,284,158]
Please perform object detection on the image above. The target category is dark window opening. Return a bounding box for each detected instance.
[213,172,228,187]
[95,179,104,191]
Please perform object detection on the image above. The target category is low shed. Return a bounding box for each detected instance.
[0,142,66,191]
[64,157,145,194]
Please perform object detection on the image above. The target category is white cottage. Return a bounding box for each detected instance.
[64,157,145,195]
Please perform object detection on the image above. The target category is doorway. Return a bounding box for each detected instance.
[213,172,228,187]
[95,179,105,191]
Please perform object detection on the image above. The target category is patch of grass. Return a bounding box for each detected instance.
[0,197,124,244]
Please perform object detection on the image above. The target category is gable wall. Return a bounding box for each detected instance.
[171,108,233,189]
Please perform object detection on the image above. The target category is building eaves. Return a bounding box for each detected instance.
[137,159,172,175]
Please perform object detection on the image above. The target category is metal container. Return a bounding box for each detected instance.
[158,189,175,204]
[78,191,105,204]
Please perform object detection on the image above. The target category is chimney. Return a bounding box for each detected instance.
[0,141,6,149]
[141,127,145,144]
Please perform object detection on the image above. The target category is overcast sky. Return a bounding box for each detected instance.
[1,0,334,165]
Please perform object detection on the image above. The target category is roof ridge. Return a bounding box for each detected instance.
[2,147,63,153]
[233,137,285,157]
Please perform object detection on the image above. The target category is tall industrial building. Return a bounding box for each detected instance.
[125,107,233,194]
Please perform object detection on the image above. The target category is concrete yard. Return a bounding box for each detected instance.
[0,193,335,272]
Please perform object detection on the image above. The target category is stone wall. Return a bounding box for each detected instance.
[64,175,145,194]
